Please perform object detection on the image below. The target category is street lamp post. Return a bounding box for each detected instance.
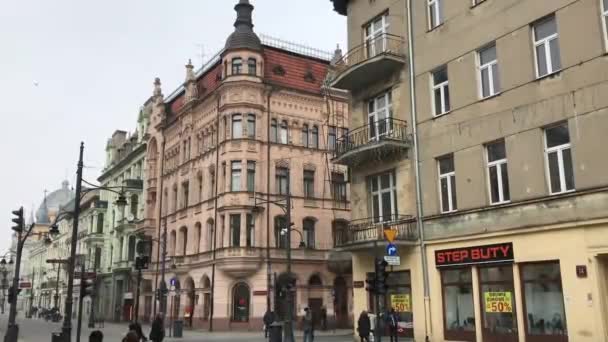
[253,172,297,342]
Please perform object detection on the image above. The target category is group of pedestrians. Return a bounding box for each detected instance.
[87,313,166,342]
[262,307,322,342]
[357,308,401,342]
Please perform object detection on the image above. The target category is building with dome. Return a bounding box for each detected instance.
[138,0,353,331]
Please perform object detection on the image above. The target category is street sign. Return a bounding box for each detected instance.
[386,243,398,256]
[384,256,400,266]
[384,229,397,243]
[170,277,178,287]
[18,282,31,289]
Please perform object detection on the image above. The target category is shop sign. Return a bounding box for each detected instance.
[484,292,513,313]
[390,294,411,312]
[435,242,514,268]
[253,290,268,296]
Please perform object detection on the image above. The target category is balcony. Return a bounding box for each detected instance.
[333,118,410,166]
[333,215,418,249]
[331,34,406,91]
[215,247,263,279]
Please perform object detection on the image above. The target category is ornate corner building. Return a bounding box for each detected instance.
[138,0,353,331]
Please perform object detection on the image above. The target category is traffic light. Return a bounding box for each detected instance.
[375,258,389,294]
[11,207,23,232]
[81,277,95,297]
[135,256,149,270]
[365,273,376,293]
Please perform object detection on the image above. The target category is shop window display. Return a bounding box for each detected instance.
[479,265,518,341]
[521,262,567,340]
[441,269,475,341]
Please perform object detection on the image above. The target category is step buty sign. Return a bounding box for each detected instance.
[434,242,514,268]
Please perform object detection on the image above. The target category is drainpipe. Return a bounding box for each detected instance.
[153,137,166,317]
[406,0,431,341]
[265,86,275,313]
[209,94,221,332]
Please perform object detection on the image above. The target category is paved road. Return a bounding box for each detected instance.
[0,313,354,342]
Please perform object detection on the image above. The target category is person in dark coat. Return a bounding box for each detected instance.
[129,322,147,342]
[386,308,400,342]
[263,309,276,338]
[357,311,371,342]
[149,314,165,342]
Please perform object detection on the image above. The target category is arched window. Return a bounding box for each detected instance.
[172,185,178,212]
[195,223,202,254]
[232,57,243,75]
[197,172,203,202]
[179,226,188,255]
[308,274,322,287]
[232,114,242,138]
[303,218,316,248]
[207,219,214,251]
[232,283,250,322]
[248,58,257,76]
[311,125,319,148]
[170,230,177,256]
[130,194,139,219]
[280,120,288,144]
[274,216,288,248]
[301,124,309,147]
[270,119,278,142]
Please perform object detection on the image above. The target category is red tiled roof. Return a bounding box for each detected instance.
[167,46,330,115]
[263,47,329,94]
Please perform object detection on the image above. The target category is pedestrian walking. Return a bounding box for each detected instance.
[302,307,314,342]
[149,313,165,342]
[129,322,148,342]
[320,306,327,331]
[263,309,276,338]
[357,311,371,342]
[89,330,103,342]
[386,308,400,342]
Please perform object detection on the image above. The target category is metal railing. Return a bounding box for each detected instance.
[333,215,417,247]
[335,118,409,158]
[334,33,406,73]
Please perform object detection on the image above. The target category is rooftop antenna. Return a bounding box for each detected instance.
[196,44,206,67]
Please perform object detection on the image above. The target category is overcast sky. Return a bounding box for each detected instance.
[0,0,345,254]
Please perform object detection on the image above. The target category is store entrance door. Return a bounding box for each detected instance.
[598,256,608,341]
[479,265,518,342]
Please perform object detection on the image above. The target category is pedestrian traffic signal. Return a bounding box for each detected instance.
[365,273,376,293]
[11,207,23,232]
[82,278,95,297]
[375,258,389,294]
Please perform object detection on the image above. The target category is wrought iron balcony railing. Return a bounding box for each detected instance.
[333,215,417,247]
[334,33,406,74]
[334,118,410,163]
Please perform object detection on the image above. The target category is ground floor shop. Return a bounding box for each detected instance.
[350,222,608,342]
[137,257,353,331]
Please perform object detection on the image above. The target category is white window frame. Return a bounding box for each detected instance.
[232,114,242,139]
[532,17,560,78]
[369,171,397,223]
[428,0,442,29]
[544,125,574,195]
[486,142,510,205]
[432,67,450,116]
[602,0,608,50]
[438,157,456,213]
[364,14,389,58]
[231,161,241,192]
[368,91,393,140]
[477,44,500,98]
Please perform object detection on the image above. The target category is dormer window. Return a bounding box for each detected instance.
[232,58,243,75]
[248,58,257,76]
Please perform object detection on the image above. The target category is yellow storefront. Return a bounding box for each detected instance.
[426,222,608,342]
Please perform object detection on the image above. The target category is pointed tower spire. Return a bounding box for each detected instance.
[185,59,195,82]
[153,77,163,97]
[225,0,261,51]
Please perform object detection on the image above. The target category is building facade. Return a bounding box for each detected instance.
[96,103,150,322]
[330,0,608,341]
[138,0,353,330]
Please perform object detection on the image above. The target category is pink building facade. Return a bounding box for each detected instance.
[137,0,353,331]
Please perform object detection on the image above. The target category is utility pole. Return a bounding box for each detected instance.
[158,223,168,316]
[58,142,85,342]
[4,208,24,342]
[76,260,85,342]
[284,172,294,342]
